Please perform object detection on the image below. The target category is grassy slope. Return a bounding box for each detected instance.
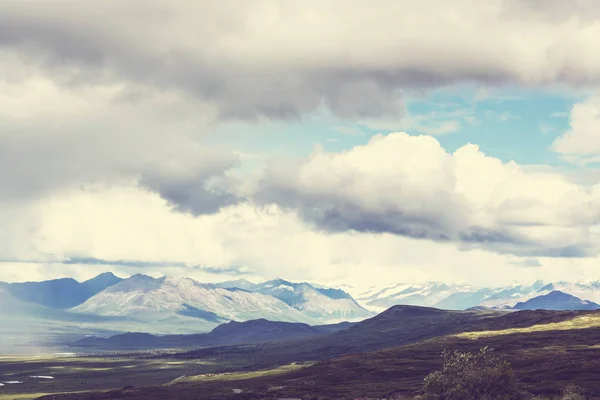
[30,308,600,400]
[95,325,600,399]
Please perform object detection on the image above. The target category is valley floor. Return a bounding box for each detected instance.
[4,308,600,399]
[0,353,249,400]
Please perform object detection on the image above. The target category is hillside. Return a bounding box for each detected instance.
[37,308,600,400]
[171,306,589,369]
[72,319,354,350]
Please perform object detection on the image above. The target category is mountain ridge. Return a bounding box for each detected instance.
[356,280,600,312]
[0,272,124,309]
[70,274,373,330]
[514,290,600,311]
[71,318,355,350]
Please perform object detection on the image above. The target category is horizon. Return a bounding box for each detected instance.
[4,1,600,291]
[3,270,600,295]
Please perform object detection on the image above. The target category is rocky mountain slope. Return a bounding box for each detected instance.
[71,274,372,330]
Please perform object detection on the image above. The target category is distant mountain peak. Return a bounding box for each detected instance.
[82,272,122,291]
[513,290,600,311]
[91,272,118,279]
[263,278,294,287]
[129,273,155,280]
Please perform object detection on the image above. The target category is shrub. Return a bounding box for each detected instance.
[560,385,586,400]
[423,346,525,400]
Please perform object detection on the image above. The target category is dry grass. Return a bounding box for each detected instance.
[0,391,90,400]
[455,314,600,339]
[166,362,312,385]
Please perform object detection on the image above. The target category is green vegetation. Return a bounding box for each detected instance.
[423,347,525,400]
[422,348,591,400]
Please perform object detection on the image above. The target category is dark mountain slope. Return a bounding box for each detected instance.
[173,306,593,368]
[81,272,123,295]
[4,277,90,309]
[72,318,353,350]
[1,273,122,309]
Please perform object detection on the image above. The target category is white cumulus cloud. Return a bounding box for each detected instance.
[256,132,600,257]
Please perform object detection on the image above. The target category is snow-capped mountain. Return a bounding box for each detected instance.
[356,280,600,311]
[475,281,547,308]
[217,278,374,322]
[73,274,316,325]
[214,279,258,291]
[356,282,476,312]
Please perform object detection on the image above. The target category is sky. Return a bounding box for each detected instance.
[3,0,600,290]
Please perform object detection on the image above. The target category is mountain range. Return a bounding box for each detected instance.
[72,319,355,350]
[0,272,122,309]
[354,280,600,312]
[5,272,600,343]
[72,274,373,327]
[0,273,373,340]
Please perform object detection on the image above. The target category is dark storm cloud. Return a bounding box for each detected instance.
[5,0,600,127]
[140,179,241,216]
[271,195,596,258]
[62,257,186,268]
[0,5,409,122]
[61,257,251,276]
[296,203,454,242]
[3,0,600,247]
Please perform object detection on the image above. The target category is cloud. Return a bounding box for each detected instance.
[551,95,600,165]
[62,257,186,268]
[3,0,600,125]
[415,120,462,135]
[255,132,600,257]
[484,111,520,123]
[511,257,542,268]
[333,126,365,136]
[3,184,600,289]
[0,63,240,214]
[5,1,600,288]
[539,121,556,134]
[362,110,466,135]
[198,266,252,276]
[3,0,600,216]
[61,258,252,276]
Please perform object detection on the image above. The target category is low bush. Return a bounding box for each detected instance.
[423,346,526,400]
[423,347,587,400]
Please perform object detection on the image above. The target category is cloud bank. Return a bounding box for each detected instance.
[3,1,600,285]
[256,133,600,257]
